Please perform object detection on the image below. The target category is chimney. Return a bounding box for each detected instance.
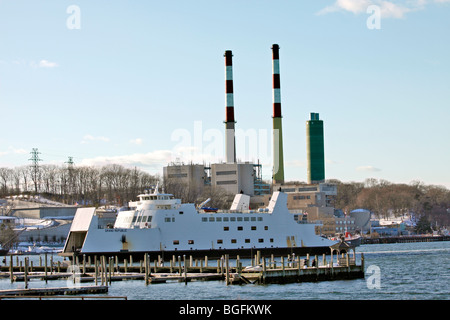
[224,50,236,163]
[306,112,325,184]
[272,44,285,184]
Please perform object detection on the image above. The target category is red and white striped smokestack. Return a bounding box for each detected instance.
[224,50,236,163]
[272,44,285,183]
[272,44,281,118]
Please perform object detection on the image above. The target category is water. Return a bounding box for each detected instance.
[1,241,449,300]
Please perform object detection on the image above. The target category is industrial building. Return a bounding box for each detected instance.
[163,162,208,194]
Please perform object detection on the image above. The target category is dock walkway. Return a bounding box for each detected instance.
[0,285,108,298]
[0,250,365,288]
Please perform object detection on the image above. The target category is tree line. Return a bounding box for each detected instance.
[330,178,450,228]
[0,163,235,209]
[0,164,159,206]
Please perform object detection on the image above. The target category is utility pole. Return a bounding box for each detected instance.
[29,148,42,193]
[65,156,75,205]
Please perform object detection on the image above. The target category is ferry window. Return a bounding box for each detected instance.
[237,226,243,231]
[142,216,147,223]
[137,216,142,223]
[244,217,249,221]
[237,217,243,221]
[224,226,229,231]
[231,239,237,244]
[179,211,184,214]
[148,216,152,222]
[165,217,171,222]
[251,226,256,231]
[217,239,223,244]
[132,216,137,223]
[257,217,263,221]
[188,240,194,245]
[230,217,236,222]
[270,238,274,243]
[202,217,207,222]
[245,239,250,243]
[216,217,222,222]
[264,226,268,230]
[173,240,179,245]
[209,217,215,222]
[258,239,264,243]
[172,217,175,222]
[223,217,229,222]
[251,217,256,221]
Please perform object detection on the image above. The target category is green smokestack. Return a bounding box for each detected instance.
[306,112,325,184]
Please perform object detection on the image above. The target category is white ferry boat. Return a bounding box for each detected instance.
[61,186,337,259]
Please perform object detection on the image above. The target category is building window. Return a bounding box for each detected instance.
[217,180,237,185]
[216,170,237,175]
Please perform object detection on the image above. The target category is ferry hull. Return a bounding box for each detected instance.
[68,246,333,261]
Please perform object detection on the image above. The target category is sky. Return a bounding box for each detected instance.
[0,0,449,189]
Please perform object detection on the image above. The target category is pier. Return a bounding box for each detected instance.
[0,285,108,298]
[362,234,450,244]
[0,243,365,291]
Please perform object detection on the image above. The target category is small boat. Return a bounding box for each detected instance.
[243,264,263,272]
[201,207,218,213]
[330,232,361,247]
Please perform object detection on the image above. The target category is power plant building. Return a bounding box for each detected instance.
[211,162,254,196]
[163,163,208,195]
[160,45,359,238]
